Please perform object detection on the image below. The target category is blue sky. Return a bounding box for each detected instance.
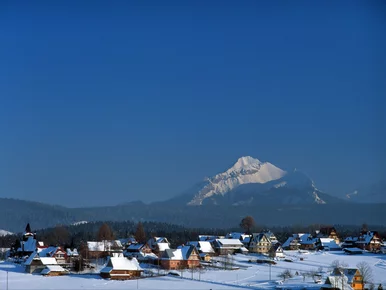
[0,0,385,207]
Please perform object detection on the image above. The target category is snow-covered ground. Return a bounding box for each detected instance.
[1,251,385,289]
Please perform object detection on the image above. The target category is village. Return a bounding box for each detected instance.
[1,221,386,290]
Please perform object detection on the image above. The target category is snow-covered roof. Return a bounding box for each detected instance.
[198,241,215,253]
[343,248,363,254]
[127,243,145,251]
[162,249,184,260]
[282,237,300,248]
[66,248,79,256]
[40,257,58,265]
[216,239,243,248]
[38,246,64,257]
[320,238,340,249]
[324,275,353,290]
[198,235,221,242]
[20,237,37,252]
[41,265,68,275]
[24,251,39,266]
[157,242,170,251]
[100,256,142,273]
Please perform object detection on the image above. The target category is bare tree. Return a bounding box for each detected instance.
[278,269,293,281]
[307,268,322,283]
[135,222,146,243]
[357,261,373,288]
[330,259,348,272]
[240,216,256,234]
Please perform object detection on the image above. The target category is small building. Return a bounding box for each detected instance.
[124,243,157,262]
[327,268,364,290]
[160,245,200,270]
[187,241,215,258]
[248,232,275,254]
[100,254,143,280]
[355,231,382,252]
[38,246,68,265]
[147,237,170,255]
[319,238,341,251]
[343,248,363,255]
[225,232,252,247]
[24,253,68,275]
[268,243,284,258]
[282,236,301,250]
[212,239,247,255]
[316,227,340,244]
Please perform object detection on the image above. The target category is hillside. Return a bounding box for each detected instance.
[1,198,385,232]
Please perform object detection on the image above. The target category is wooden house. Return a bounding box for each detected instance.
[187,241,215,260]
[160,245,200,270]
[124,243,157,261]
[24,253,68,275]
[316,227,340,244]
[248,232,275,254]
[212,239,247,255]
[355,231,382,252]
[100,254,143,280]
[147,237,170,255]
[268,243,284,258]
[321,268,363,290]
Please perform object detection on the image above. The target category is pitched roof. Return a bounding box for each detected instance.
[320,238,340,249]
[41,265,68,275]
[100,256,142,273]
[216,239,243,247]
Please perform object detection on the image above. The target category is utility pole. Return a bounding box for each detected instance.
[269,263,271,281]
[7,271,9,290]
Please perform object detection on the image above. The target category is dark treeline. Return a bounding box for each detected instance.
[1,220,385,250]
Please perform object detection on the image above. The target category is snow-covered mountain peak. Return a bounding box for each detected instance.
[229,156,262,172]
[187,156,287,205]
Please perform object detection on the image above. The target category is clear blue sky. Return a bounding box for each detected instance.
[0,0,385,207]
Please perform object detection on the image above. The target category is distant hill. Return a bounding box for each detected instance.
[345,181,386,203]
[1,198,385,233]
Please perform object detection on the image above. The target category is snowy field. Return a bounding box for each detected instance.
[1,251,385,289]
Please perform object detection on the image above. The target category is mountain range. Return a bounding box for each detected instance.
[169,156,345,206]
[0,156,384,232]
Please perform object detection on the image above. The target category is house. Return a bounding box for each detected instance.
[248,232,276,254]
[319,238,341,251]
[187,241,215,258]
[38,246,68,265]
[212,239,247,255]
[86,240,123,259]
[225,232,252,247]
[316,227,340,244]
[24,253,68,275]
[124,243,157,261]
[160,245,200,270]
[355,231,382,252]
[341,237,358,249]
[147,237,170,254]
[100,254,142,280]
[298,233,318,250]
[343,248,363,255]
[282,235,301,250]
[323,268,364,290]
[321,274,353,290]
[268,243,284,258]
[198,235,222,242]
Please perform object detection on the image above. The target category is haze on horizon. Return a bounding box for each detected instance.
[0,0,385,207]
